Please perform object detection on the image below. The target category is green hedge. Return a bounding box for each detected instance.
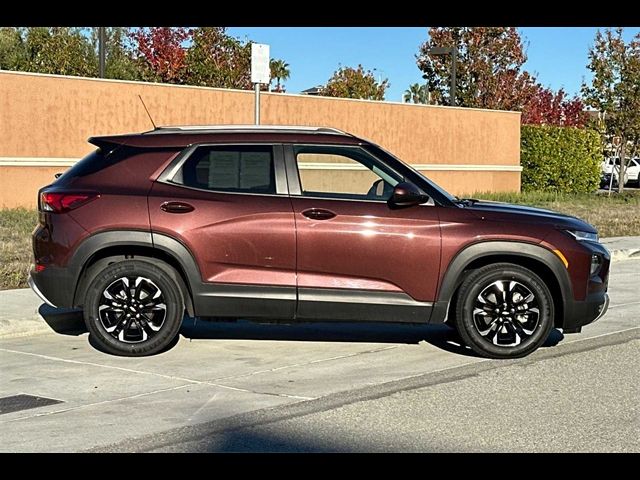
[521,125,602,193]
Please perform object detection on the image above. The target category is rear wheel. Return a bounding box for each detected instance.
[453,263,554,359]
[83,260,184,356]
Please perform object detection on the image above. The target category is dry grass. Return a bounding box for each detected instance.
[1,192,639,290]
[0,208,38,290]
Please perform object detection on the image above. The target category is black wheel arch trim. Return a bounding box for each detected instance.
[430,240,573,326]
[69,230,203,315]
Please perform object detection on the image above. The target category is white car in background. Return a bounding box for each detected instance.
[601,157,640,186]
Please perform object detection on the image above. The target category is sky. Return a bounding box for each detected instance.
[228,27,640,102]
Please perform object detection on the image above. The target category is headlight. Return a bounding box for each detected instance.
[565,230,599,243]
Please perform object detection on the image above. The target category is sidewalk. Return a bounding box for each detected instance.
[1,236,639,340]
[601,236,640,261]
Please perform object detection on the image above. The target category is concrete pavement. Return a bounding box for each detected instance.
[0,257,638,452]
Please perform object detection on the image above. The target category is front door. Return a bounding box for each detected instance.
[285,144,441,323]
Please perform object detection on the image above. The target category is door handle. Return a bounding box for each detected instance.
[302,208,336,220]
[161,201,195,214]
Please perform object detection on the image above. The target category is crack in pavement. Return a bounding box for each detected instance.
[207,345,399,382]
[0,383,194,423]
[0,344,401,410]
[0,347,315,403]
[608,300,640,309]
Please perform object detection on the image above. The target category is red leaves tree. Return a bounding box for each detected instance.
[417,27,538,110]
[129,27,192,83]
[522,86,589,128]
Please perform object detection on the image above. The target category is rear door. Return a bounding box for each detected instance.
[149,143,296,318]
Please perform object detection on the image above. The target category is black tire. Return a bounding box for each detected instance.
[453,263,554,359]
[83,260,184,356]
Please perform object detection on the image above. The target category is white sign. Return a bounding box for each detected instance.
[251,43,271,85]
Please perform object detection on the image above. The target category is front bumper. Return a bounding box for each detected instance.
[562,291,609,333]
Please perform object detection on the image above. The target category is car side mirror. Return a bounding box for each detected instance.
[388,182,429,209]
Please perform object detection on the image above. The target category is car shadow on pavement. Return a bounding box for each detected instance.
[38,305,86,335]
[180,317,565,358]
[37,305,564,359]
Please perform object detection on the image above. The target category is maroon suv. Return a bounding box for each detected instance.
[30,126,610,358]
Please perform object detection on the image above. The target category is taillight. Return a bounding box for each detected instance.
[40,191,99,213]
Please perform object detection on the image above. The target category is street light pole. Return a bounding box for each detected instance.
[425,46,457,106]
[450,48,457,107]
[98,27,106,78]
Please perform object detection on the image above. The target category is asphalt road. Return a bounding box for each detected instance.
[1,260,639,452]
[123,330,639,453]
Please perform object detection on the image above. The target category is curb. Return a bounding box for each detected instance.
[609,249,640,262]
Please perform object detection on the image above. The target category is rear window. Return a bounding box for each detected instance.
[55,146,135,182]
[172,145,275,194]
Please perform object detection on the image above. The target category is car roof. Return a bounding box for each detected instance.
[89,125,364,150]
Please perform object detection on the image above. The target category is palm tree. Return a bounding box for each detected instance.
[404,83,429,104]
[269,59,290,93]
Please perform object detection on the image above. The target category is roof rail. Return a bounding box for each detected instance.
[144,125,348,135]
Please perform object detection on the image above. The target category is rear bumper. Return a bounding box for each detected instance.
[28,274,56,307]
[562,291,609,334]
[28,267,75,308]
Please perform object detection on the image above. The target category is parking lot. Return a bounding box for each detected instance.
[1,259,639,452]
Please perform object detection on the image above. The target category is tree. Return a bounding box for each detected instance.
[417,27,537,110]
[0,26,293,94]
[582,28,640,193]
[104,28,141,81]
[20,27,97,77]
[87,27,141,81]
[269,58,290,93]
[322,64,389,100]
[129,27,191,83]
[522,86,589,128]
[185,27,253,89]
[0,27,27,70]
[404,83,429,104]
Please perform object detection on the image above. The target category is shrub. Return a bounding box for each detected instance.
[520,125,602,193]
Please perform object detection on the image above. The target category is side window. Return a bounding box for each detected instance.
[294,145,402,201]
[174,145,275,194]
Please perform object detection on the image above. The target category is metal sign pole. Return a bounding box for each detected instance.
[254,83,260,125]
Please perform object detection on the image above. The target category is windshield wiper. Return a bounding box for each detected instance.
[453,197,480,207]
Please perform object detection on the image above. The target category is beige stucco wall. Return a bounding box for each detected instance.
[0,70,521,208]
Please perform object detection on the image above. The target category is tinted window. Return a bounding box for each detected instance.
[175,145,275,194]
[56,146,136,181]
[294,145,402,201]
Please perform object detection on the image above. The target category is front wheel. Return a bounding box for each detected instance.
[453,263,554,359]
[83,260,184,356]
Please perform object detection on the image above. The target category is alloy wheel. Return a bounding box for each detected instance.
[473,280,540,347]
[98,276,167,343]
